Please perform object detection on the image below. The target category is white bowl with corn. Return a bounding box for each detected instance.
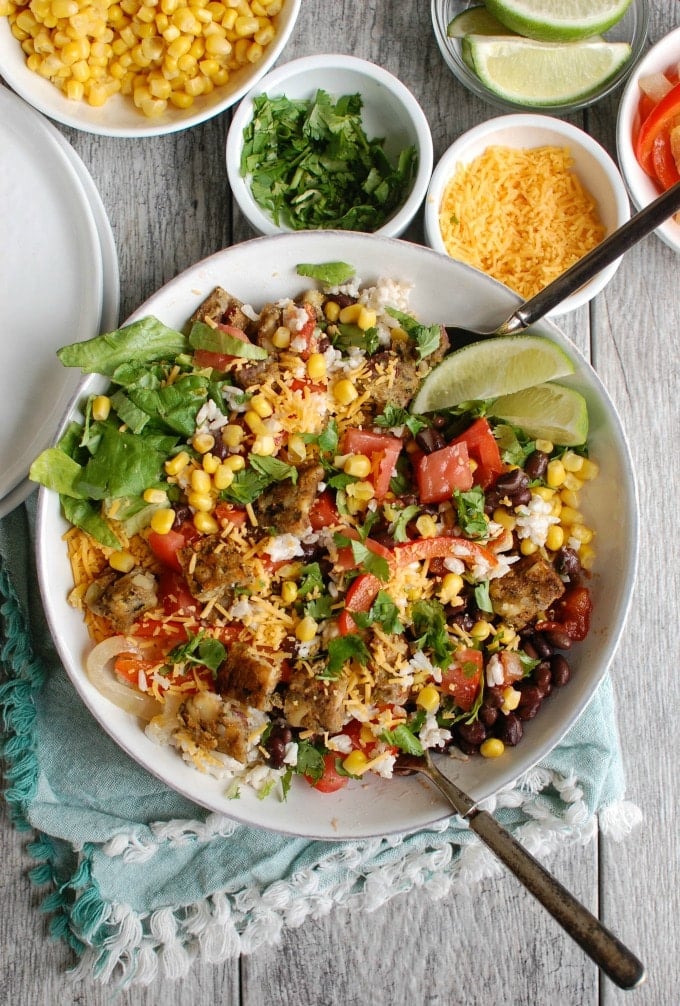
[0,0,300,136]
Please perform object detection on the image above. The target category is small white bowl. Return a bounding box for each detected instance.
[226,54,433,237]
[617,25,680,254]
[424,114,630,315]
[0,0,300,138]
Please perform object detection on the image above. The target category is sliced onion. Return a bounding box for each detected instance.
[86,636,162,721]
[639,72,673,104]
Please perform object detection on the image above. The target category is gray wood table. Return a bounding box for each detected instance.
[2,2,679,1003]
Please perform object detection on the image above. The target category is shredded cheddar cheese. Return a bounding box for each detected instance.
[438,145,606,300]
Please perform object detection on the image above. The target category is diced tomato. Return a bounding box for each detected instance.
[394,534,498,572]
[340,428,403,500]
[113,653,157,687]
[157,569,199,616]
[306,752,349,792]
[537,585,593,642]
[338,571,381,635]
[415,442,472,503]
[451,417,504,490]
[214,502,248,527]
[635,80,680,179]
[309,489,340,530]
[290,377,327,394]
[148,520,199,573]
[441,647,483,711]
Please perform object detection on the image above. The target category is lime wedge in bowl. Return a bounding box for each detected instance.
[461,36,632,106]
[484,0,633,42]
[410,334,575,414]
[489,381,589,445]
[447,5,515,37]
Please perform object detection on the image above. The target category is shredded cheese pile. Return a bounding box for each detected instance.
[438,145,606,300]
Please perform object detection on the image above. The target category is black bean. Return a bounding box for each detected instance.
[266,723,293,769]
[495,468,529,495]
[415,428,447,454]
[431,414,447,429]
[511,487,532,507]
[479,706,499,728]
[551,654,572,687]
[534,661,553,697]
[555,546,582,580]
[172,505,192,528]
[450,610,474,632]
[524,450,549,481]
[211,438,229,460]
[517,697,542,721]
[544,628,573,650]
[456,719,487,748]
[497,713,523,746]
[531,633,554,659]
[522,640,540,661]
[484,489,502,514]
[483,686,505,709]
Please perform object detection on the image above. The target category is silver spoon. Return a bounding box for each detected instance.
[395,751,645,990]
[446,178,680,348]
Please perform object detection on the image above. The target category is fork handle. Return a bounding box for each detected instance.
[497,179,680,336]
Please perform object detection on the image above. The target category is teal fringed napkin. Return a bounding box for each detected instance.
[0,498,641,988]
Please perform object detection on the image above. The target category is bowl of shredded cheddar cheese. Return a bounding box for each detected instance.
[424,114,630,315]
[0,0,300,136]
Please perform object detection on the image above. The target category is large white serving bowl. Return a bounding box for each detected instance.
[0,0,299,137]
[226,54,433,237]
[424,114,631,316]
[617,25,680,254]
[35,232,638,840]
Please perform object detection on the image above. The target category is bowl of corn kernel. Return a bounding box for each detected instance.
[0,0,300,136]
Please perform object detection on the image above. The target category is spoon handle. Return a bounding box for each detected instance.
[423,759,646,990]
[498,179,680,336]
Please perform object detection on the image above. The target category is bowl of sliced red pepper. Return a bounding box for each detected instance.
[617,24,680,252]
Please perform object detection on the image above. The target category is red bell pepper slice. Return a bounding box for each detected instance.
[652,132,680,188]
[394,534,498,571]
[451,417,503,490]
[415,442,472,503]
[338,571,381,635]
[635,80,680,179]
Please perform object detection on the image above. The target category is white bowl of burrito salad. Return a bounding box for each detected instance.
[33,231,638,840]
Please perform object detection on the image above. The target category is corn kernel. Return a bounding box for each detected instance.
[342,749,368,776]
[532,486,555,502]
[188,491,213,512]
[470,619,493,641]
[150,508,176,534]
[480,738,505,759]
[545,524,564,552]
[281,581,298,604]
[501,686,521,713]
[165,451,190,476]
[535,438,553,454]
[222,424,244,448]
[569,524,593,545]
[251,435,275,456]
[579,543,596,570]
[416,684,440,714]
[109,550,135,573]
[333,379,358,406]
[295,615,318,642]
[415,514,438,538]
[92,394,111,421]
[202,452,220,474]
[234,14,258,35]
[338,303,362,324]
[343,453,371,479]
[213,464,234,490]
[286,434,306,463]
[143,487,169,505]
[250,393,273,418]
[439,572,463,604]
[357,306,376,331]
[193,511,219,534]
[563,472,583,492]
[546,459,566,488]
[306,353,327,381]
[579,458,599,481]
[271,325,291,349]
[223,454,246,472]
[324,300,340,322]
[562,451,584,473]
[65,78,85,99]
[560,488,581,510]
[520,538,538,555]
[244,410,268,435]
[346,480,375,502]
[559,505,583,526]
[492,508,516,532]
[191,467,212,493]
[169,91,194,109]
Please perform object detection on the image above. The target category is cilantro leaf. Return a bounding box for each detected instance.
[332,323,380,356]
[323,634,370,678]
[302,418,339,457]
[249,454,298,485]
[410,599,453,668]
[334,535,390,582]
[385,308,441,361]
[167,631,226,675]
[297,562,324,598]
[294,740,326,781]
[454,487,488,539]
[474,580,493,614]
[380,722,423,756]
[222,455,298,505]
[304,595,333,620]
[387,503,421,543]
[374,404,427,436]
[352,590,403,634]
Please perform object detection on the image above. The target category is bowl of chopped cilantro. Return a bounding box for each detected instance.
[226,54,433,236]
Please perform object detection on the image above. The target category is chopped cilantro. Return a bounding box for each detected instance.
[323,634,370,679]
[353,590,403,635]
[387,503,421,543]
[334,534,390,582]
[454,487,488,539]
[385,307,441,360]
[297,562,324,598]
[474,580,493,614]
[294,739,325,781]
[303,418,339,457]
[410,599,453,668]
[374,403,427,436]
[167,631,226,675]
[222,454,297,505]
[380,722,423,756]
[332,323,380,356]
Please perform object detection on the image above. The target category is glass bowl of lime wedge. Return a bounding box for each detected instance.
[432,0,649,115]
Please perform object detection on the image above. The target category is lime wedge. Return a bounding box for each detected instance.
[447,5,516,37]
[462,35,632,105]
[484,0,633,42]
[410,334,575,414]
[489,382,589,445]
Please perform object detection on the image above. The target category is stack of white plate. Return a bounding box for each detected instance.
[0,86,119,518]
